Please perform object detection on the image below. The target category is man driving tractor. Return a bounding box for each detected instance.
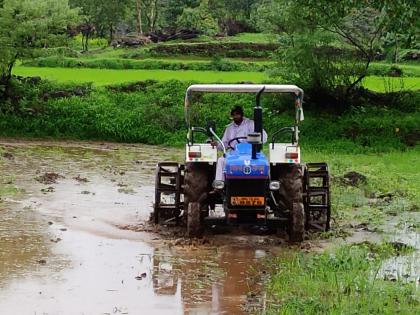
[213,105,267,181]
[154,84,331,240]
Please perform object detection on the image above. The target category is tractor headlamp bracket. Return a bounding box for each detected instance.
[269,181,280,191]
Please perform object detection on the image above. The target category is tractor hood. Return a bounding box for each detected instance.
[224,143,269,179]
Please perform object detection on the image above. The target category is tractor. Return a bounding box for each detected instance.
[154,84,330,241]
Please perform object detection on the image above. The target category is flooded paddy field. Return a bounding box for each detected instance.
[0,139,418,314]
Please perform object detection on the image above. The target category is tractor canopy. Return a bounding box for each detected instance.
[184,84,305,127]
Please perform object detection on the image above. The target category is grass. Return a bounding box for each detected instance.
[13,66,267,85]
[220,32,277,43]
[265,243,419,314]
[14,65,420,91]
[265,149,419,311]
[1,78,417,150]
[304,149,420,229]
[22,56,269,72]
[0,154,23,198]
[68,32,276,60]
[363,76,420,92]
[370,62,420,77]
[0,183,22,197]
[80,48,272,63]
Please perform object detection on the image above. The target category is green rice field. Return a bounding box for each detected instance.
[362,76,420,92]
[13,66,267,85]
[14,65,420,92]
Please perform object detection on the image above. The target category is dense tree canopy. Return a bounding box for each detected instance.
[1,0,418,107]
[177,0,218,35]
[70,0,130,41]
[0,0,78,89]
[68,0,263,40]
[253,0,419,105]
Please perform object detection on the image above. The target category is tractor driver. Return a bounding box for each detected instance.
[213,105,267,181]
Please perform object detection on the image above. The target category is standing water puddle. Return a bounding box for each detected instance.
[0,140,273,314]
[378,217,420,286]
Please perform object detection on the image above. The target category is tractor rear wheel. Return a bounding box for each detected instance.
[278,165,305,242]
[290,201,305,242]
[187,202,201,237]
[183,163,210,237]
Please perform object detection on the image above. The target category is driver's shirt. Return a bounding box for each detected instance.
[219,117,267,150]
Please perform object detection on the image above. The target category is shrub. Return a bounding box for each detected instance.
[23,56,268,72]
[0,79,417,151]
[32,47,81,58]
[399,49,420,61]
[145,42,279,58]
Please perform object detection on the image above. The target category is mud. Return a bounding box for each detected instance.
[378,213,420,286]
[0,139,282,315]
[0,139,418,314]
[36,172,65,185]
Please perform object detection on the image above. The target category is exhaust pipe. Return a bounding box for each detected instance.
[252,86,265,159]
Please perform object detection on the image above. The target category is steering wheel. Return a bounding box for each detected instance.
[227,136,247,150]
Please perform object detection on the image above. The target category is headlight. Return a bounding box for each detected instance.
[212,180,225,190]
[269,181,280,190]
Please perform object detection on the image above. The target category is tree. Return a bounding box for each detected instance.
[208,0,261,34]
[380,1,419,63]
[224,0,258,22]
[141,0,160,32]
[135,0,143,35]
[255,0,418,105]
[0,0,79,91]
[177,0,219,35]
[69,0,97,51]
[160,0,198,29]
[297,0,419,90]
[251,0,298,44]
[70,0,130,43]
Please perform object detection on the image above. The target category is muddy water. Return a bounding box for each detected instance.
[378,215,420,286]
[0,140,274,315]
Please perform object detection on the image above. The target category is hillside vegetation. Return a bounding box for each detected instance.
[1,80,418,152]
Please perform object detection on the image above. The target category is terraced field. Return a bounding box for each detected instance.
[14,65,420,92]
[14,66,267,85]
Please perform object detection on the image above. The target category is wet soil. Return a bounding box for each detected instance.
[0,139,418,314]
[0,139,290,315]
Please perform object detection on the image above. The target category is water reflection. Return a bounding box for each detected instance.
[152,246,266,314]
[0,141,266,314]
[378,218,420,287]
[0,207,51,286]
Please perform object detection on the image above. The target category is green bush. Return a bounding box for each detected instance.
[69,34,109,51]
[32,47,81,58]
[23,56,269,72]
[399,49,420,62]
[0,79,418,151]
[367,63,420,77]
[145,42,279,58]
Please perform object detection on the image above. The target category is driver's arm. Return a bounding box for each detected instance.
[248,120,268,143]
[262,129,268,143]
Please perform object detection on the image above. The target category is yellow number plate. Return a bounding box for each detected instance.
[231,196,265,206]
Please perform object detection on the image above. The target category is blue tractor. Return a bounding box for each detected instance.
[154,84,330,241]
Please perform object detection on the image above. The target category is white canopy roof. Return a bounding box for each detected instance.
[184,84,304,121]
[185,84,303,107]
